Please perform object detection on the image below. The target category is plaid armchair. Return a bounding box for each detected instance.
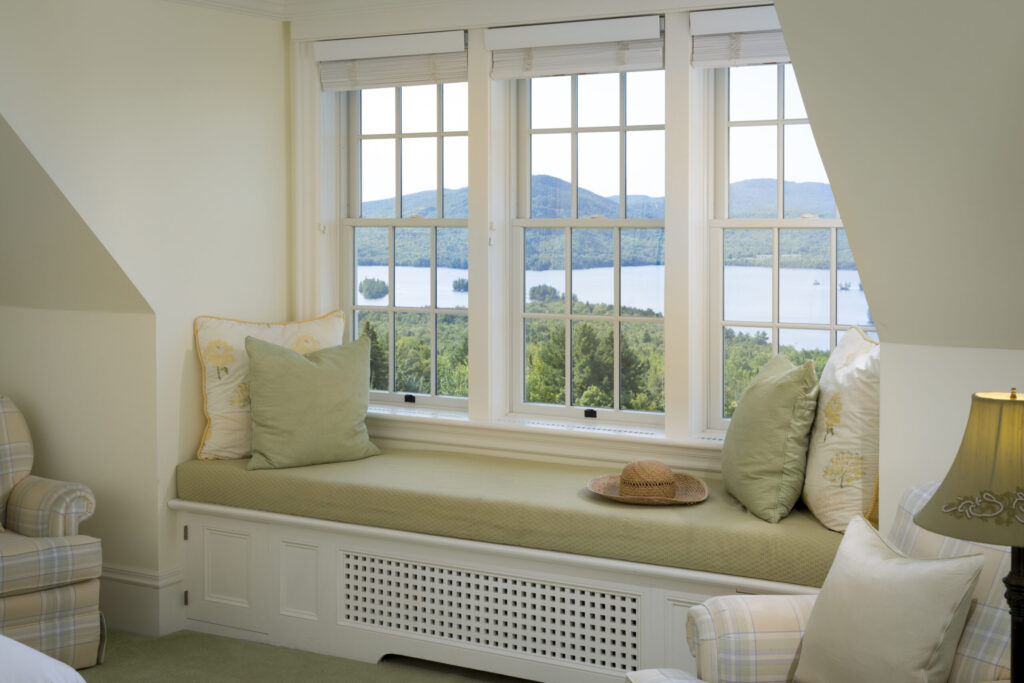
[0,395,105,669]
[674,483,1010,683]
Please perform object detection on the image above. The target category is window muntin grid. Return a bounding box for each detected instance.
[711,65,874,424]
[346,84,469,405]
[515,72,666,422]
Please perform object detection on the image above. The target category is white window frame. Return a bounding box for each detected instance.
[707,65,874,430]
[307,15,724,469]
[340,84,470,408]
[511,74,667,426]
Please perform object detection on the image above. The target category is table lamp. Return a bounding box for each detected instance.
[915,388,1024,683]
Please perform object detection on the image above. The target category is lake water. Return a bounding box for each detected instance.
[355,264,871,349]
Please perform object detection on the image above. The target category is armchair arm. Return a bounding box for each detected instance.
[686,594,816,683]
[6,475,96,537]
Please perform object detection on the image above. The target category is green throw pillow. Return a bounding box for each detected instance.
[246,336,380,470]
[722,355,819,523]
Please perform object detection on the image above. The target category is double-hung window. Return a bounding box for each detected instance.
[709,63,874,426]
[516,72,666,421]
[491,16,668,424]
[350,83,469,404]
[317,31,471,407]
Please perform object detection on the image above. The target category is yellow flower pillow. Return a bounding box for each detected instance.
[194,311,344,459]
[803,326,880,531]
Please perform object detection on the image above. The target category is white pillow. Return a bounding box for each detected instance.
[794,516,984,683]
[803,326,880,531]
[194,311,344,459]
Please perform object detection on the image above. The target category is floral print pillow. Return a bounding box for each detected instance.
[194,311,344,459]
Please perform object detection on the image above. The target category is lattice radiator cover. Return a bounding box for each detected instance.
[341,552,640,672]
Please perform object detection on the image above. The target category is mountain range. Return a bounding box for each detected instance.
[361,175,834,220]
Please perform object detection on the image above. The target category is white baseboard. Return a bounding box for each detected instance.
[100,564,185,636]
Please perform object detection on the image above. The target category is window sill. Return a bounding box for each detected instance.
[365,404,724,474]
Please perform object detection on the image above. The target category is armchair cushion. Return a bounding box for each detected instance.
[686,594,815,683]
[0,533,102,597]
[5,475,95,537]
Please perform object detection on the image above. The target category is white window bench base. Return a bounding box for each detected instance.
[168,499,816,682]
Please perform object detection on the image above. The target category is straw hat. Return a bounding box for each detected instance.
[588,460,708,505]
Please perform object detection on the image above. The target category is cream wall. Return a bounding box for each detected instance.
[0,0,290,633]
[775,0,1024,528]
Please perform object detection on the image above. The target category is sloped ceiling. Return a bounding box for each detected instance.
[775,0,1024,349]
[0,113,151,313]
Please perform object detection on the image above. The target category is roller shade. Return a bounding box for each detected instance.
[690,6,789,68]
[315,31,467,92]
[486,16,663,80]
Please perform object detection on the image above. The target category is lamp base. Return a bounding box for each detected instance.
[1004,546,1024,683]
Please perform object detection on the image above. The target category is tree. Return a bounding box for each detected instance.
[358,277,388,300]
[452,277,468,293]
[525,321,565,404]
[360,320,389,391]
[395,336,430,393]
[571,322,614,408]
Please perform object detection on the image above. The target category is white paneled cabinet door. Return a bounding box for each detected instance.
[182,515,272,635]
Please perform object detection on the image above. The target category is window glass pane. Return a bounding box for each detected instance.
[620,321,664,412]
[531,133,571,218]
[577,72,619,128]
[578,132,619,218]
[723,326,773,418]
[779,229,829,324]
[723,229,772,322]
[571,229,613,315]
[437,227,468,310]
[729,126,776,218]
[361,87,395,135]
[394,227,430,308]
[784,124,834,218]
[401,84,437,134]
[626,70,664,126]
[531,76,571,129]
[571,320,614,408]
[837,229,872,326]
[436,313,468,397]
[783,64,807,120]
[354,227,389,306]
[360,139,395,218]
[525,319,565,405]
[779,328,830,377]
[394,312,431,393]
[401,137,437,218]
[442,82,468,132]
[626,130,664,219]
[525,229,566,313]
[620,229,664,318]
[442,136,468,218]
[356,310,389,391]
[729,65,777,122]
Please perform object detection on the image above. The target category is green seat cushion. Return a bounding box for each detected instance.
[246,336,379,470]
[177,451,841,587]
[722,355,819,523]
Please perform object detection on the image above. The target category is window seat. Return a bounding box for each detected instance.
[175,450,840,588]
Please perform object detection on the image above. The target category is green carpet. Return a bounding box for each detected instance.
[80,630,531,682]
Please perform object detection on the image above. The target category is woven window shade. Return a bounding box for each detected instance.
[491,38,663,80]
[319,51,467,92]
[691,31,788,68]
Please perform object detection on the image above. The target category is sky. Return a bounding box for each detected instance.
[358,64,829,207]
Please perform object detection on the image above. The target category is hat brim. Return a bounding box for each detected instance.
[587,473,709,505]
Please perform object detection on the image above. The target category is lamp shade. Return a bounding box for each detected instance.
[915,391,1024,546]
